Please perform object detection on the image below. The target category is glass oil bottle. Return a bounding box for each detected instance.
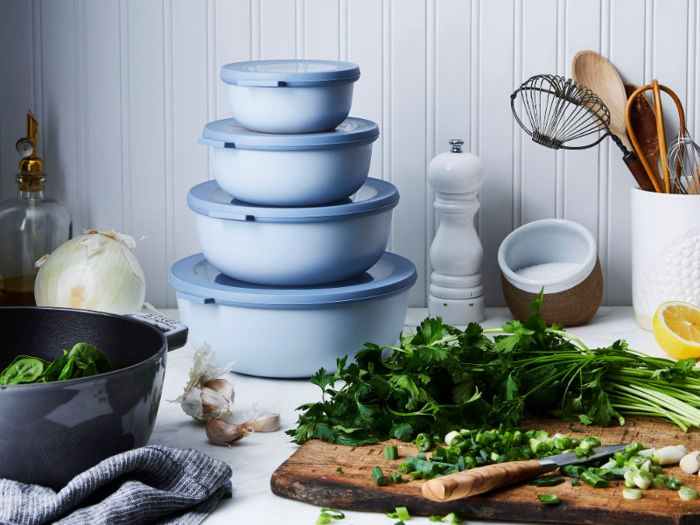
[0,111,71,306]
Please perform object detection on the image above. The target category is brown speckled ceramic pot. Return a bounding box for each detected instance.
[498,219,603,327]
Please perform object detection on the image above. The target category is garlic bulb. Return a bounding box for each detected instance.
[171,344,236,422]
[206,419,252,446]
[242,412,281,433]
[34,229,145,314]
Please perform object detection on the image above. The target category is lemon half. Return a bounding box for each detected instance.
[653,301,700,359]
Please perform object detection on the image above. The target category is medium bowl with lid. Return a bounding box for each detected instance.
[220,60,360,133]
[170,252,416,378]
[188,178,398,286]
[498,219,603,326]
[198,117,379,207]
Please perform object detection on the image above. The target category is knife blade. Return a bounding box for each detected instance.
[539,444,627,470]
[422,444,628,502]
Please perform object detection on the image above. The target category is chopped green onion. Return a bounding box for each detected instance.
[570,478,580,486]
[580,470,609,488]
[316,514,331,525]
[679,486,699,500]
[537,494,560,505]
[650,477,666,488]
[336,467,344,474]
[390,472,406,484]
[579,436,601,452]
[666,478,682,490]
[444,431,462,447]
[320,508,344,520]
[396,507,410,521]
[443,513,463,524]
[386,512,398,519]
[373,466,386,486]
[625,442,644,454]
[622,488,642,500]
[529,477,565,487]
[560,465,584,478]
[397,461,413,474]
[385,446,399,461]
[415,433,432,452]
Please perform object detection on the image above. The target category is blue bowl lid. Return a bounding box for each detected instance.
[199,117,379,151]
[170,252,417,309]
[220,60,360,87]
[187,178,399,223]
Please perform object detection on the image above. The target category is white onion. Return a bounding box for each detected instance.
[34,229,145,314]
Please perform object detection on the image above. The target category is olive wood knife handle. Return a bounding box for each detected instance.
[421,460,543,502]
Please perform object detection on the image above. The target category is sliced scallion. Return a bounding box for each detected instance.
[622,488,642,500]
[537,494,560,505]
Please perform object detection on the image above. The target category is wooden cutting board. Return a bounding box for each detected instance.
[271,418,700,525]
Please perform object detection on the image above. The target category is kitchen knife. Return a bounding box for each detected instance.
[421,444,627,502]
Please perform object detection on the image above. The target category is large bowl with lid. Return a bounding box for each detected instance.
[188,178,399,286]
[199,117,379,207]
[170,252,416,378]
[220,59,360,133]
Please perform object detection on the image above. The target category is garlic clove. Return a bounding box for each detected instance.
[206,419,252,446]
[200,386,234,420]
[204,378,235,403]
[242,411,281,432]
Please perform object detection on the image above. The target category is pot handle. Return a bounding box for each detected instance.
[124,312,188,351]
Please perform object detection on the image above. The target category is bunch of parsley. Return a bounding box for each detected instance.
[288,292,700,446]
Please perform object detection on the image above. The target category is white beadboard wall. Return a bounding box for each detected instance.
[0,0,699,309]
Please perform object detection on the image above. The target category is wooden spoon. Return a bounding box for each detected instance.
[572,50,634,152]
[625,83,663,191]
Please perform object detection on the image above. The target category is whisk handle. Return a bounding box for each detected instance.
[623,151,657,192]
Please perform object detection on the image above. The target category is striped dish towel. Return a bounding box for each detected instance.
[0,446,232,525]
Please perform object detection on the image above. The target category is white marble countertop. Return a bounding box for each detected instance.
[150,307,663,525]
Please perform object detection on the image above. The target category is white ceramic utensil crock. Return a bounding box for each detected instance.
[220,60,360,134]
[198,117,379,207]
[188,178,399,286]
[498,219,603,326]
[170,252,417,378]
[631,188,700,330]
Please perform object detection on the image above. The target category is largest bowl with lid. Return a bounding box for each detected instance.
[220,59,360,133]
[199,117,379,207]
[188,177,398,286]
[170,252,416,378]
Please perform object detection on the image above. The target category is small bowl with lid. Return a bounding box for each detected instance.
[188,177,398,286]
[220,59,360,134]
[498,219,603,326]
[198,117,379,207]
[170,252,417,378]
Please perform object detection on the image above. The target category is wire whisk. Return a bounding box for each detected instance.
[668,127,700,194]
[511,74,614,150]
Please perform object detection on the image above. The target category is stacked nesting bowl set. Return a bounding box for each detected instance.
[169,60,417,378]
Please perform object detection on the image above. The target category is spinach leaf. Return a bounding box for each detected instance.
[68,343,111,374]
[58,358,76,381]
[0,357,47,385]
[38,350,69,382]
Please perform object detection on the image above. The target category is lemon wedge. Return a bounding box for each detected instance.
[653,301,700,359]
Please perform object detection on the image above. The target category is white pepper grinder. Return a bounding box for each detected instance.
[427,139,485,324]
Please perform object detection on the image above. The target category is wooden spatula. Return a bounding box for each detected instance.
[625,83,663,192]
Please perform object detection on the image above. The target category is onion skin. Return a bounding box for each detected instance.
[34,231,145,314]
